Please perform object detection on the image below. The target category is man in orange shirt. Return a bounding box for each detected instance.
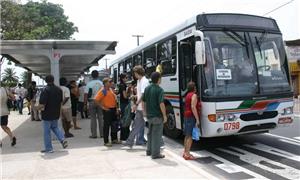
[95,78,120,147]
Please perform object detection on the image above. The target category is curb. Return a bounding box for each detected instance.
[164,149,219,180]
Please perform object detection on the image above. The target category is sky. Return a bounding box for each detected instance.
[2,0,300,83]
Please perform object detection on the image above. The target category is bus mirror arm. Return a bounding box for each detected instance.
[194,30,206,65]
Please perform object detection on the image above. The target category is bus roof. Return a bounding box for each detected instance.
[111,13,278,67]
[110,16,197,66]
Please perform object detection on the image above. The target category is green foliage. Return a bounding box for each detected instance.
[20,71,29,87]
[1,0,78,40]
[1,67,18,87]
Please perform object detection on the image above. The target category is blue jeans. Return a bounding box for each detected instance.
[17,98,24,114]
[42,120,65,151]
[137,125,146,144]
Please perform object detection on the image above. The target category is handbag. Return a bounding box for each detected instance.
[192,127,201,141]
[5,88,14,110]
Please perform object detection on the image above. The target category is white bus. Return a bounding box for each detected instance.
[110,13,294,138]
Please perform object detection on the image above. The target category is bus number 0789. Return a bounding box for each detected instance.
[224,122,240,130]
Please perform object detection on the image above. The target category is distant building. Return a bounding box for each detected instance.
[286,39,300,97]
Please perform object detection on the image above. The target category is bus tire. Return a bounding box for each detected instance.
[163,104,182,139]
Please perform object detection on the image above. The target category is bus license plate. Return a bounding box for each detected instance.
[224,122,240,130]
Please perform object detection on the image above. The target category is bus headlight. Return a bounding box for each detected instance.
[217,114,225,122]
[282,107,293,115]
[227,114,236,121]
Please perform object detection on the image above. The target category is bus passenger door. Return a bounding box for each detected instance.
[178,38,195,124]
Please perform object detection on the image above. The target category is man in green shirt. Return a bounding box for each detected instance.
[142,72,167,159]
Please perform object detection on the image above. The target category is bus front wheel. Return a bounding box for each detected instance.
[163,104,182,139]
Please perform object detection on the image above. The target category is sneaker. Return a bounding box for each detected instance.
[152,154,165,159]
[11,137,16,146]
[40,149,54,153]
[74,126,82,130]
[65,133,74,138]
[89,135,97,139]
[112,140,122,144]
[61,140,68,149]
[104,142,112,147]
[122,142,133,149]
[146,151,151,156]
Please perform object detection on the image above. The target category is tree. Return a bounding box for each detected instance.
[0,0,78,40]
[1,67,18,87]
[20,71,29,87]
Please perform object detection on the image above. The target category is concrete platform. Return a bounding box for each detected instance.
[1,110,212,179]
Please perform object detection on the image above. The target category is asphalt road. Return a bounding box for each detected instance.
[164,117,300,180]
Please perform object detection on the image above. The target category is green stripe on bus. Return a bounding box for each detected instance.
[237,100,256,109]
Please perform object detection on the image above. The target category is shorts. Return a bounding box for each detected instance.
[1,115,8,126]
[61,108,72,122]
[183,117,196,136]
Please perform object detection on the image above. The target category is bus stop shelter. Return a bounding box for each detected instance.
[0,40,117,85]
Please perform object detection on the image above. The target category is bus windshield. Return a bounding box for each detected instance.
[203,31,290,97]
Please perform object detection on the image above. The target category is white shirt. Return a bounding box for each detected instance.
[137,76,149,110]
[60,86,72,109]
[15,87,27,99]
[0,87,9,116]
[85,80,103,100]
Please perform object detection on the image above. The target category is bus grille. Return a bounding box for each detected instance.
[238,123,276,133]
[240,111,278,121]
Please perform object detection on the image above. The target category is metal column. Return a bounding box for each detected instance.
[49,49,61,85]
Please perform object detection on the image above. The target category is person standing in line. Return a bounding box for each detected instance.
[125,65,149,147]
[118,73,130,141]
[15,83,27,115]
[60,77,74,138]
[69,80,81,129]
[84,70,104,138]
[143,72,167,159]
[38,75,68,153]
[0,87,16,147]
[78,82,88,119]
[27,81,40,121]
[95,78,121,147]
[183,82,200,160]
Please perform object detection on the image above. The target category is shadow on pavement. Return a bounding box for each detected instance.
[1,117,105,155]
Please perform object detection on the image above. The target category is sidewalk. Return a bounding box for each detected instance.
[1,110,211,179]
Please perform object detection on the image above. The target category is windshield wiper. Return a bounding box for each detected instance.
[223,28,249,47]
[255,36,263,58]
[255,31,268,58]
[222,28,249,57]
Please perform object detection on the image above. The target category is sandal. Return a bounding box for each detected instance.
[183,153,196,160]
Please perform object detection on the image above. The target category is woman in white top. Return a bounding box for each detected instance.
[0,87,16,147]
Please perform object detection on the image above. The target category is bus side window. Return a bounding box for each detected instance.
[133,53,142,67]
[113,68,118,83]
[144,46,156,78]
[125,58,133,80]
[158,37,177,76]
[118,61,124,77]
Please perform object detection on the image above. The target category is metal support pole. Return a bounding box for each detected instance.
[49,49,61,85]
[132,35,144,46]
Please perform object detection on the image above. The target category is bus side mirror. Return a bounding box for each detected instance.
[194,30,206,65]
